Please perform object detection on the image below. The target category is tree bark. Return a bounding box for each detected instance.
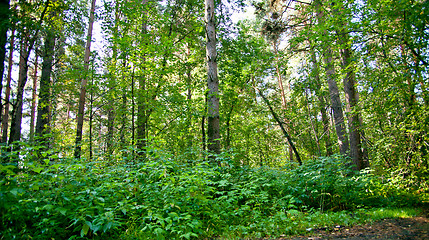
[205,0,221,158]
[74,0,96,158]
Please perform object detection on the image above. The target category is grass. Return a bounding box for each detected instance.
[214,207,423,239]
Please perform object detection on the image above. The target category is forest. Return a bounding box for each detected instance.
[0,0,428,239]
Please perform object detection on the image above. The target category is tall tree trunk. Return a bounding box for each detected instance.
[9,39,29,144]
[131,68,135,155]
[106,1,120,157]
[315,0,349,155]
[120,60,128,150]
[1,28,14,143]
[0,0,11,129]
[334,1,368,169]
[89,64,94,160]
[205,0,221,158]
[74,0,96,158]
[136,0,148,157]
[35,23,56,146]
[339,33,366,169]
[29,54,38,142]
[202,93,207,152]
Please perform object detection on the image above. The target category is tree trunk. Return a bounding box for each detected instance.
[74,0,96,158]
[272,40,294,161]
[106,1,120,157]
[29,54,38,142]
[1,28,14,143]
[309,44,333,156]
[205,0,221,158]
[0,0,11,129]
[315,0,349,155]
[256,87,302,165]
[202,93,207,152]
[339,34,366,169]
[136,0,148,157]
[9,39,29,144]
[35,24,56,146]
[333,0,368,169]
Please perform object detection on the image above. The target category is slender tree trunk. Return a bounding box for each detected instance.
[309,45,333,156]
[89,64,94,160]
[0,0,11,129]
[205,0,221,158]
[131,68,135,153]
[1,28,14,143]
[315,0,349,155]
[136,0,148,157]
[74,0,96,158]
[256,87,302,165]
[120,60,128,150]
[106,1,120,157]
[304,89,321,156]
[272,40,294,161]
[29,54,39,142]
[202,93,207,152]
[225,104,234,149]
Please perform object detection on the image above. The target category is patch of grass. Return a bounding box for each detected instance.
[216,208,422,239]
[363,208,421,221]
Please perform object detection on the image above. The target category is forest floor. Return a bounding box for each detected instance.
[283,210,429,240]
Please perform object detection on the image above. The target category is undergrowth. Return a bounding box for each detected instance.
[0,148,426,239]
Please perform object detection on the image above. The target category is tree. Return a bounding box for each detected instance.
[9,0,50,144]
[314,0,349,156]
[205,0,221,158]
[0,0,11,128]
[74,0,96,158]
[36,1,59,148]
[1,27,14,143]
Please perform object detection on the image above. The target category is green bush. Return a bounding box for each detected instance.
[0,150,425,239]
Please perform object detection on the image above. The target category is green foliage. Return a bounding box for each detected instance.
[1,150,425,239]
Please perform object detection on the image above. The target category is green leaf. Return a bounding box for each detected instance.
[81,223,90,237]
[33,167,44,173]
[57,207,67,215]
[10,188,19,196]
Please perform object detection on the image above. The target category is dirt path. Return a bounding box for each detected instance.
[286,214,429,240]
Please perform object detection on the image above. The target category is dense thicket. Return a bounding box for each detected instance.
[0,0,428,239]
